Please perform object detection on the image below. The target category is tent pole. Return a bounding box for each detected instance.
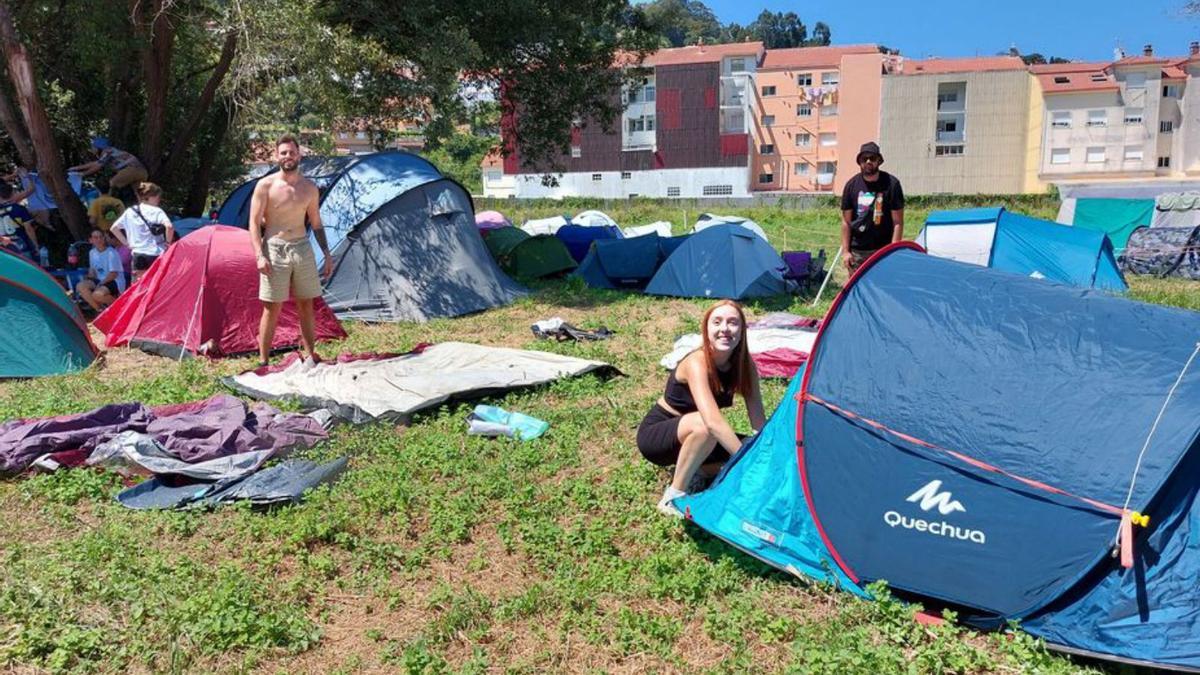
[811,247,841,307]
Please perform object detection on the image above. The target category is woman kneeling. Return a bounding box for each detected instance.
[637,300,765,517]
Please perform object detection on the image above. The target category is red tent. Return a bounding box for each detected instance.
[94,225,346,358]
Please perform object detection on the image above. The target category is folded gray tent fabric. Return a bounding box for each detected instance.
[86,431,275,481]
[225,342,618,423]
[116,457,349,510]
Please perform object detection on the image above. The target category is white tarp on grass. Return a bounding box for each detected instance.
[227,342,616,423]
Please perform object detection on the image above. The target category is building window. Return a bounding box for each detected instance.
[758,173,774,184]
[797,73,813,86]
[1164,84,1181,98]
[1161,120,1175,134]
[794,163,810,176]
[762,115,776,126]
[666,186,680,197]
[621,171,632,179]
[1086,146,1106,163]
[761,85,776,96]
[730,58,746,73]
[1050,148,1070,164]
[796,133,811,147]
[819,133,837,147]
[338,132,349,139]
[935,145,964,156]
[1090,73,1107,82]
[759,144,775,155]
[355,131,367,139]
[1124,108,1143,125]
[702,184,734,196]
[1159,156,1172,168]
[1087,110,1107,127]
[821,71,839,86]
[1051,111,1071,128]
[1124,146,1144,162]
[570,146,582,158]
[1053,76,1070,85]
[797,105,811,117]
[486,170,502,182]
[820,104,838,117]
[591,173,602,181]
[627,116,656,133]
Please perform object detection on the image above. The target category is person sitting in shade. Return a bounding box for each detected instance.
[76,228,125,312]
[0,181,38,259]
[88,177,125,233]
[636,300,766,518]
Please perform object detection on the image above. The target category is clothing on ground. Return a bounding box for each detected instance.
[531,317,613,341]
[116,456,348,510]
[466,405,549,440]
[0,394,327,475]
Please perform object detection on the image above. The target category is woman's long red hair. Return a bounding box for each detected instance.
[701,300,753,398]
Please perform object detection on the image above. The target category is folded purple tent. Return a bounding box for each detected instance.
[0,395,327,475]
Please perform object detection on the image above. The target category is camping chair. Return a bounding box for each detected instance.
[782,250,825,292]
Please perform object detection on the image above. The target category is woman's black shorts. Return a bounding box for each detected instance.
[132,253,158,271]
[636,403,731,467]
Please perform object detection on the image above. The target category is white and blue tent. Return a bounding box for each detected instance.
[915,206,1127,291]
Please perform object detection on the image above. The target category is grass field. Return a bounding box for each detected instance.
[1,196,1193,673]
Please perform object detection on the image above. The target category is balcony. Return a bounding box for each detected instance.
[936,131,965,143]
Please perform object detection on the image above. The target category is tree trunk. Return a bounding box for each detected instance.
[105,57,137,148]
[0,2,87,240]
[184,101,233,217]
[0,78,33,167]
[161,30,237,182]
[136,0,175,178]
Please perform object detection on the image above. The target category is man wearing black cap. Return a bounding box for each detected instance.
[840,141,904,272]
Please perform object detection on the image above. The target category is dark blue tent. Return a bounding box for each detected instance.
[573,234,689,290]
[216,151,523,322]
[555,224,623,263]
[679,243,1200,669]
[216,156,358,232]
[645,224,788,299]
[916,207,1127,291]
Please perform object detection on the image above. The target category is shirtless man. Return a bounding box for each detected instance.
[249,134,333,366]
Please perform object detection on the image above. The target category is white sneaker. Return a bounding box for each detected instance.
[657,486,686,519]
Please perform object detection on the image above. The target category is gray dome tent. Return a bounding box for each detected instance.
[217,151,525,322]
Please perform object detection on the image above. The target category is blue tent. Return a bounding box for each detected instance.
[216,156,358,230]
[0,249,97,377]
[645,224,789,299]
[573,234,689,290]
[555,224,623,263]
[680,243,1200,669]
[916,207,1127,291]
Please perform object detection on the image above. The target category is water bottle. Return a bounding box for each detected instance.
[38,245,49,268]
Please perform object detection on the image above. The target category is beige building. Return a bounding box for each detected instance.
[1035,46,1192,181]
[878,56,1039,195]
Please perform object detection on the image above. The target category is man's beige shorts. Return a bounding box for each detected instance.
[259,237,322,303]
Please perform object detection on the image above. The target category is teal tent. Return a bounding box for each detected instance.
[0,249,97,377]
[1070,198,1154,253]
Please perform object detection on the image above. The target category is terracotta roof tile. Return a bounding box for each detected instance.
[760,44,879,70]
[896,56,1026,75]
[643,41,764,67]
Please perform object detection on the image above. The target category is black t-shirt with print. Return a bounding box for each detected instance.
[840,171,905,251]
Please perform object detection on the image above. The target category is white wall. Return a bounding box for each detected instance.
[511,167,752,199]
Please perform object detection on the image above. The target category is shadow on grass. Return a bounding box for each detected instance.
[680,520,797,584]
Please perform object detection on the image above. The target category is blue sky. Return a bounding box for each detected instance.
[701,0,1199,62]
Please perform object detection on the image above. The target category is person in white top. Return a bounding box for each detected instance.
[76,229,125,312]
[110,182,174,281]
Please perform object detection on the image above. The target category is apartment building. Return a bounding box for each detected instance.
[751,45,884,194]
[878,56,1041,195]
[1035,45,1192,180]
[499,42,764,199]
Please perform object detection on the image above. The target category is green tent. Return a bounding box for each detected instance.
[483,227,576,278]
[0,249,97,377]
[1071,198,1154,254]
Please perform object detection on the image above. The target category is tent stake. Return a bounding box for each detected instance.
[811,247,841,307]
